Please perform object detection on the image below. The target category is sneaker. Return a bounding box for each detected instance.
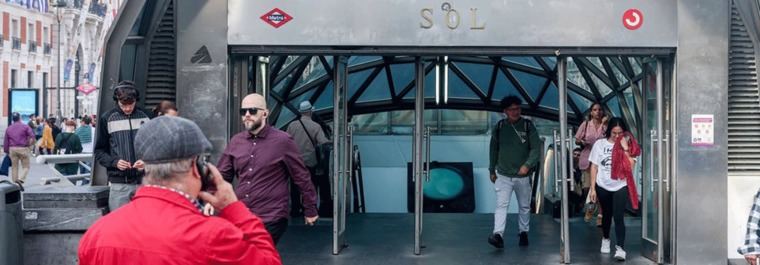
[519,232,529,246]
[488,233,504,249]
[600,238,611,253]
[614,246,627,261]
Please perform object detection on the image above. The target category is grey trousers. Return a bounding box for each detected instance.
[109,183,138,212]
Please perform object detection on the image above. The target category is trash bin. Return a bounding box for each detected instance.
[0,181,23,265]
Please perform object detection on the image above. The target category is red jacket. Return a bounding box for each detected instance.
[78,186,281,265]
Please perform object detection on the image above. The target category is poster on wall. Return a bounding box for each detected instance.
[691,114,714,146]
[9,89,39,125]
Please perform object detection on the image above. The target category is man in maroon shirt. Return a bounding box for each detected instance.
[4,112,35,186]
[217,93,319,244]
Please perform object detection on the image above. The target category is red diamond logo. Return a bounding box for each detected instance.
[260,8,293,28]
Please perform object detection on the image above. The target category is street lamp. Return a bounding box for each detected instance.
[52,0,67,121]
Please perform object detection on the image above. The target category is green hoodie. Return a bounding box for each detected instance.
[489,118,541,177]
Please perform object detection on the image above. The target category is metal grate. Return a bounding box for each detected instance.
[144,0,176,110]
[728,1,760,175]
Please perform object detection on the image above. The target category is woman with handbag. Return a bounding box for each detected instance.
[574,102,608,225]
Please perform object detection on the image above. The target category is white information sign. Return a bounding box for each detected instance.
[691,114,714,146]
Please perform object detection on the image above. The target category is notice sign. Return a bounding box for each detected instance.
[691,114,714,146]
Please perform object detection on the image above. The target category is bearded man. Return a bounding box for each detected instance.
[217,93,319,244]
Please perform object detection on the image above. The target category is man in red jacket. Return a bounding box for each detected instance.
[78,116,281,265]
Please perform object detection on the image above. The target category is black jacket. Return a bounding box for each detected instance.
[94,107,152,183]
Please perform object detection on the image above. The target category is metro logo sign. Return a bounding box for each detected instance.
[622,9,643,30]
[260,8,293,28]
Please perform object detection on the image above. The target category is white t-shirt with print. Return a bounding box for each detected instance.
[589,138,627,191]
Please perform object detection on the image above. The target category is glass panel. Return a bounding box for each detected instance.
[588,70,614,97]
[504,56,542,69]
[567,58,591,94]
[391,63,415,96]
[287,90,316,114]
[440,110,488,134]
[540,82,559,110]
[294,56,328,89]
[542,57,557,70]
[569,91,592,114]
[629,57,643,76]
[606,96,621,118]
[454,62,492,95]
[448,68,480,99]
[275,106,297,129]
[357,69,392,103]
[314,81,333,111]
[642,65,658,242]
[353,112,389,134]
[347,69,374,101]
[390,110,436,134]
[511,70,546,102]
[348,56,382,66]
[610,58,629,85]
[492,69,520,102]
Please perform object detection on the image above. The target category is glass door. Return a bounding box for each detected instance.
[332,56,349,255]
[557,56,575,264]
[641,58,672,264]
[412,56,428,255]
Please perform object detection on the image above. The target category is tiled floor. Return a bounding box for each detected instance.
[277,213,655,265]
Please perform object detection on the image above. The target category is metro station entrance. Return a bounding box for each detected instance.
[228,50,675,264]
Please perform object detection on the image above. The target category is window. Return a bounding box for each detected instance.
[43,72,48,89]
[27,71,33,88]
[11,19,18,38]
[43,27,48,43]
[10,69,17,88]
[28,23,34,42]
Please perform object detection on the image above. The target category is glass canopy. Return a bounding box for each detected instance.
[261,55,646,130]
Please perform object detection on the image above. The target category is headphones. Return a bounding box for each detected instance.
[196,155,213,191]
[112,81,140,102]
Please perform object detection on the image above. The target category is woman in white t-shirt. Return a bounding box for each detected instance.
[588,117,637,261]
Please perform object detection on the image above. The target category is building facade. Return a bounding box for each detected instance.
[0,0,122,128]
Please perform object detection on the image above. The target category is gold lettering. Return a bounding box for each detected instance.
[420,8,434,29]
[445,9,460,30]
[470,8,485,30]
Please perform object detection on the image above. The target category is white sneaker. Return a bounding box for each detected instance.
[614,246,627,261]
[600,238,611,253]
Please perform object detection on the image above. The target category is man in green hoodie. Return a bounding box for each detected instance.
[488,95,540,248]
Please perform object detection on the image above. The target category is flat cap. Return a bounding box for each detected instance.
[134,116,212,163]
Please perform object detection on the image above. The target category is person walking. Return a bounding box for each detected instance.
[575,102,608,225]
[4,112,35,186]
[588,117,640,261]
[488,95,541,248]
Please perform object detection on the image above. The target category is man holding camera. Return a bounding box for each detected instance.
[79,116,281,265]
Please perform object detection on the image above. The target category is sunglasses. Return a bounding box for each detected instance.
[239,107,264,116]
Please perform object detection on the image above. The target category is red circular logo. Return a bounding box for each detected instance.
[622,9,643,30]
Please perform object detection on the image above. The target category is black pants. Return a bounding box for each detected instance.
[290,166,333,217]
[596,185,627,248]
[264,218,288,245]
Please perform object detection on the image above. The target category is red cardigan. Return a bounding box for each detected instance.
[611,132,642,210]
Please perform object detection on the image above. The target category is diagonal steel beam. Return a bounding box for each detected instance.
[449,62,489,103]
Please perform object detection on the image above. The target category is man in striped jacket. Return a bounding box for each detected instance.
[94,80,153,211]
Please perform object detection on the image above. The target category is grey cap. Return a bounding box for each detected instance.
[298,101,314,113]
[134,116,212,163]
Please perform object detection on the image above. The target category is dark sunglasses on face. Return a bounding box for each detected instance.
[239,107,264,116]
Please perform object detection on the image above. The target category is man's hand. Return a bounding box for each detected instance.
[198,164,238,211]
[745,254,758,265]
[490,173,497,183]
[518,166,530,176]
[132,160,145,171]
[305,215,319,226]
[116,160,132,171]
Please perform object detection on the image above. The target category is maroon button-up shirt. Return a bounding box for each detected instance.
[4,121,34,153]
[217,125,318,223]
